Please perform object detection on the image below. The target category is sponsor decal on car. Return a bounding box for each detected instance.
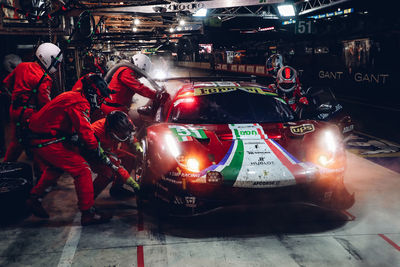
[195,123,318,188]
[184,196,197,208]
[290,124,315,135]
[194,86,277,96]
[229,124,268,140]
[161,175,183,184]
[169,125,208,141]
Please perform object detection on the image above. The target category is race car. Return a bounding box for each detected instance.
[135,80,355,216]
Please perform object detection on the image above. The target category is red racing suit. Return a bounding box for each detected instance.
[268,80,308,112]
[29,90,98,211]
[90,118,135,198]
[2,62,52,162]
[101,66,156,115]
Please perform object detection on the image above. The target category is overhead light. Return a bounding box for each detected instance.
[193,8,207,17]
[169,27,175,33]
[277,4,295,17]
[177,26,182,31]
[134,18,140,25]
[132,27,138,32]
[179,19,185,26]
[119,2,123,4]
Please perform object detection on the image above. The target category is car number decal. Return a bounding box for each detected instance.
[169,125,208,141]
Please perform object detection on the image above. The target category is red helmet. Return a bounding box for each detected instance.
[276,66,297,93]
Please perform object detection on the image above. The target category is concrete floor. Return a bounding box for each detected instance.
[1,67,400,266]
[1,152,400,267]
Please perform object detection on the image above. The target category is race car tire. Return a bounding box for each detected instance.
[0,177,32,223]
[0,162,33,185]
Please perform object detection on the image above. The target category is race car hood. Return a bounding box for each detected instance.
[147,121,339,188]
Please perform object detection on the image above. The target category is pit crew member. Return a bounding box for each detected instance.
[2,43,62,162]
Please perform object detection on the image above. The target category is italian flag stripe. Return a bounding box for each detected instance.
[264,139,307,184]
[221,140,244,186]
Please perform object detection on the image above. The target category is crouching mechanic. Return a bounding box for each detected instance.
[26,73,115,226]
[91,111,140,199]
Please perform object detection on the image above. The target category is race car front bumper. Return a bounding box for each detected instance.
[154,174,355,216]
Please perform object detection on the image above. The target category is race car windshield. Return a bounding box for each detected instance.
[169,90,296,124]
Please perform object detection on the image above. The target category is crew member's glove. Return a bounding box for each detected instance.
[156,90,170,103]
[117,166,140,192]
[126,176,140,192]
[134,141,143,153]
[299,97,309,105]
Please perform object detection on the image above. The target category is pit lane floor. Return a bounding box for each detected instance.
[1,151,400,267]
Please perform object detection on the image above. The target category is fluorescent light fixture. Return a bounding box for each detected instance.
[193,8,207,17]
[134,18,140,25]
[277,4,295,17]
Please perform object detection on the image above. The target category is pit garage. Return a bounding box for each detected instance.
[1,0,399,266]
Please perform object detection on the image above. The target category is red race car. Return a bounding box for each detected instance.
[135,80,354,216]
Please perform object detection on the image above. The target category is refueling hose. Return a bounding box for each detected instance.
[104,61,163,92]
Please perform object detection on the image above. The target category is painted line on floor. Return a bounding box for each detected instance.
[378,234,400,251]
[137,245,144,267]
[57,214,82,267]
[342,210,356,221]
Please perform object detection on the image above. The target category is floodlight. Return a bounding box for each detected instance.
[193,8,207,17]
[277,4,295,17]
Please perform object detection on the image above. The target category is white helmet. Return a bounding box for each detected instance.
[35,43,63,74]
[3,54,22,73]
[131,53,152,74]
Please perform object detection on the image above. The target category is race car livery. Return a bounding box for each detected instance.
[136,81,354,215]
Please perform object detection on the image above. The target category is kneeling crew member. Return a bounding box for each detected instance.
[91,111,140,199]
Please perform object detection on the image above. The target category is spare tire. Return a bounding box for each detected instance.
[0,177,32,223]
[0,162,33,185]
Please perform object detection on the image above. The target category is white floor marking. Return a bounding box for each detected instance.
[57,213,82,267]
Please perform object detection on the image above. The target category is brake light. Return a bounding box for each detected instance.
[176,91,194,99]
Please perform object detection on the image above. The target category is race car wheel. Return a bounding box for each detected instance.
[0,177,32,222]
[0,162,33,185]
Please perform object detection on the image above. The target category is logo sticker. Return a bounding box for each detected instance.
[290,124,315,135]
[194,86,277,96]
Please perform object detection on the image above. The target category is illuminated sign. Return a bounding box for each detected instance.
[308,8,353,19]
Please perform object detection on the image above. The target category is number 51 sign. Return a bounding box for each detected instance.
[295,20,315,34]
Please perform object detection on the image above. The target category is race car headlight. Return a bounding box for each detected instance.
[324,131,337,154]
[165,134,180,158]
[308,129,343,168]
[176,155,201,172]
[186,158,200,172]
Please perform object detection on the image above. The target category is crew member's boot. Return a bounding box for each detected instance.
[81,207,113,226]
[26,194,49,218]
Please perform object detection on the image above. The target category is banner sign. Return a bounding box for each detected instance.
[96,0,284,14]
